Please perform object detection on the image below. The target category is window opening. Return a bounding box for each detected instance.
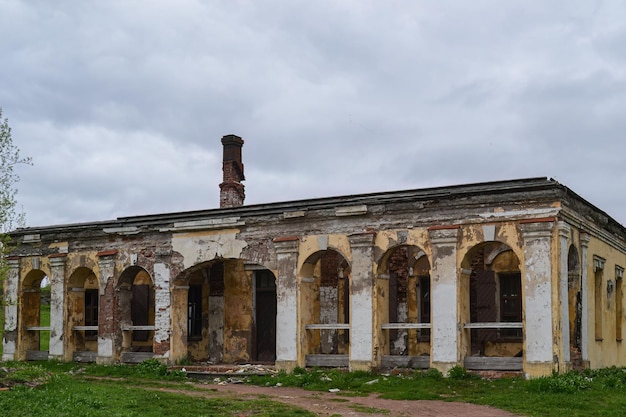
[418,275,431,340]
[188,285,203,341]
[84,289,99,340]
[499,272,522,339]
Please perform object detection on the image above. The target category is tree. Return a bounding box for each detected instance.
[0,108,31,235]
[0,108,31,354]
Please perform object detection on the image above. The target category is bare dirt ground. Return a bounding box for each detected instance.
[154,382,521,417]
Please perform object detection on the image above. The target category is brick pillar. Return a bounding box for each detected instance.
[429,226,460,374]
[274,236,299,371]
[48,255,67,360]
[348,232,376,371]
[520,220,556,377]
[2,258,20,361]
[97,253,116,364]
[219,134,245,208]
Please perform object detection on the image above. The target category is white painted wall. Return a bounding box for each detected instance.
[154,262,171,358]
[430,229,459,365]
[2,260,20,360]
[522,224,555,363]
[48,259,66,358]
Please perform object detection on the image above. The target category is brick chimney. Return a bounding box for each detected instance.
[219,134,245,208]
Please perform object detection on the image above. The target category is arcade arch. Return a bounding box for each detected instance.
[117,266,155,362]
[300,249,351,367]
[460,241,524,371]
[66,267,99,361]
[377,245,431,369]
[19,269,50,360]
[171,259,277,364]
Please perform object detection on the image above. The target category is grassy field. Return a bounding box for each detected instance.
[247,366,626,417]
[0,361,314,417]
[1,360,626,416]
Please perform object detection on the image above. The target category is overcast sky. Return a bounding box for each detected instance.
[1,1,625,228]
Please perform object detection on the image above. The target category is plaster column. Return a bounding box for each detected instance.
[169,285,189,364]
[2,258,20,361]
[97,254,116,363]
[520,220,555,376]
[558,222,571,363]
[154,262,171,358]
[580,233,591,363]
[48,255,67,360]
[273,237,299,371]
[348,232,376,371]
[428,226,460,374]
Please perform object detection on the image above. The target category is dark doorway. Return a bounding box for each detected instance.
[254,270,276,362]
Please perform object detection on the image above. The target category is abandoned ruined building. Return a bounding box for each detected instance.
[3,135,626,378]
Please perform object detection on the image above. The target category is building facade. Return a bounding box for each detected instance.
[3,135,626,377]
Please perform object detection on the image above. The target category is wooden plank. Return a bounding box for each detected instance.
[464,356,523,371]
[26,350,49,361]
[305,324,350,330]
[73,351,97,363]
[305,354,349,367]
[381,323,431,330]
[121,352,155,363]
[463,322,523,329]
[381,355,430,369]
[121,325,156,331]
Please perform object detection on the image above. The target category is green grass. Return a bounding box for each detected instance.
[39,303,50,351]
[0,361,314,417]
[0,289,4,357]
[3,361,626,416]
[247,366,626,417]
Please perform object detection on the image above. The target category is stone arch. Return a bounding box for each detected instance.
[377,245,431,361]
[66,267,99,361]
[19,269,50,360]
[170,256,271,364]
[117,266,155,361]
[460,241,523,368]
[300,248,351,361]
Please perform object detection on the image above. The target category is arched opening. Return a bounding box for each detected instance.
[301,249,351,367]
[183,261,223,363]
[20,270,50,361]
[67,267,98,362]
[378,245,431,369]
[173,259,273,364]
[117,266,155,363]
[461,242,523,371]
[567,245,582,361]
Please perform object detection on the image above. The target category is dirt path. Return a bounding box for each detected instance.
[151,382,521,417]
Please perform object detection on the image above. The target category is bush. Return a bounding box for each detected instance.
[425,368,443,380]
[447,366,477,380]
[527,371,591,393]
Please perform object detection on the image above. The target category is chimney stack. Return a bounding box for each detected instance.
[219,134,245,208]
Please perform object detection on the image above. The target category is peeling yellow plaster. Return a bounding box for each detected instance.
[173,230,247,269]
[298,234,351,272]
[48,241,69,250]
